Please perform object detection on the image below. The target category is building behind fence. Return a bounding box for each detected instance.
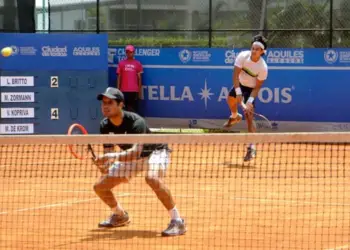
[3,0,350,47]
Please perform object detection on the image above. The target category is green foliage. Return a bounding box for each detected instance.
[104,1,349,48]
[108,35,254,48]
[267,1,330,48]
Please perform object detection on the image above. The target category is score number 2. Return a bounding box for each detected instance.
[51,76,59,88]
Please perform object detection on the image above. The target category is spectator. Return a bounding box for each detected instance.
[117,45,143,113]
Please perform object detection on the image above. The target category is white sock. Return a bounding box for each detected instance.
[231,112,238,118]
[168,206,182,222]
[249,144,256,150]
[111,203,125,216]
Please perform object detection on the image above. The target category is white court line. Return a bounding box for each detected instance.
[231,197,350,207]
[1,191,348,215]
[45,189,92,193]
[325,245,349,250]
[0,193,131,215]
[34,189,350,207]
[22,190,350,207]
[15,198,98,212]
[128,192,350,207]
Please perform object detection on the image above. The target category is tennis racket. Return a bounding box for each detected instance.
[67,123,96,160]
[240,102,273,130]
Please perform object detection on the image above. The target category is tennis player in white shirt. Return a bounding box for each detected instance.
[223,35,269,161]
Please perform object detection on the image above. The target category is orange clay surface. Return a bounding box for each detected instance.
[0,143,349,250]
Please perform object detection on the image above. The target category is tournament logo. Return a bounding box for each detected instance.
[108,48,117,64]
[42,46,67,57]
[179,49,192,63]
[267,50,304,64]
[224,50,238,64]
[73,47,100,56]
[324,49,338,64]
[10,46,19,55]
[8,45,36,56]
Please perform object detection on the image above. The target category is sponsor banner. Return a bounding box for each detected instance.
[324,49,350,64]
[107,47,350,125]
[1,108,35,118]
[1,92,35,103]
[137,68,350,123]
[108,47,162,65]
[0,76,34,87]
[73,47,101,56]
[108,47,350,67]
[0,33,108,70]
[10,46,37,56]
[0,124,34,134]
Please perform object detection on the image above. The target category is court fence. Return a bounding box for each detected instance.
[32,0,350,48]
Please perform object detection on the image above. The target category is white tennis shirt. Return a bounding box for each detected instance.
[234,50,268,88]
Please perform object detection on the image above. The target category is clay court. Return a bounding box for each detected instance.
[0,142,349,250]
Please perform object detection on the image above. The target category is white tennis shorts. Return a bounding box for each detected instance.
[108,149,170,179]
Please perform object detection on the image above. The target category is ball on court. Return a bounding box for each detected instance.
[1,47,13,57]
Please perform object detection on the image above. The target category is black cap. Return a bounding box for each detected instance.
[97,87,124,101]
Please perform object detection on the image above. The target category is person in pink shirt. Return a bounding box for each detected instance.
[117,45,143,113]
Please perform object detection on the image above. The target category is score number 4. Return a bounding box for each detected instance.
[51,108,59,120]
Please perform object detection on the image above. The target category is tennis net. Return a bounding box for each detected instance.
[0,132,349,250]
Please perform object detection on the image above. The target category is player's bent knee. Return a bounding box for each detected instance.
[145,176,162,190]
[93,182,104,193]
[93,181,112,193]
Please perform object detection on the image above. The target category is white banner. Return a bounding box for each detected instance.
[0,76,34,87]
[1,92,35,103]
[0,124,34,134]
[1,108,35,118]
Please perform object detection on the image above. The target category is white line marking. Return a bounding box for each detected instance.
[16,203,75,212]
[42,189,92,193]
[231,197,350,207]
[15,198,98,212]
[1,192,348,215]
[109,63,350,71]
[0,193,131,215]
[129,192,350,207]
[325,244,349,250]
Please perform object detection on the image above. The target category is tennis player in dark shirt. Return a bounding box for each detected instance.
[93,87,186,237]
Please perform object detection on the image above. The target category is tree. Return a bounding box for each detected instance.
[267,1,329,48]
[193,1,229,30]
[333,0,350,46]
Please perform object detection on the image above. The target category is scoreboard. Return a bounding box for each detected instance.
[0,33,108,134]
[0,76,35,134]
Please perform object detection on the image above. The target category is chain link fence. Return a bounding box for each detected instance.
[32,0,350,47]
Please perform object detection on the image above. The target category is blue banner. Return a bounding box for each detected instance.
[109,47,350,66]
[108,47,350,125]
[0,33,108,70]
[0,34,108,135]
